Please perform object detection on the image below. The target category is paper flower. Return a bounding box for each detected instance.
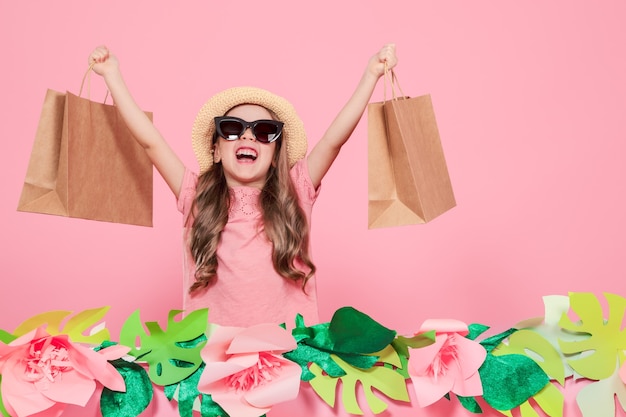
[0,327,128,417]
[197,323,301,417]
[407,319,487,407]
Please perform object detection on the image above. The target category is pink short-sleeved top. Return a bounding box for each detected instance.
[177,159,320,328]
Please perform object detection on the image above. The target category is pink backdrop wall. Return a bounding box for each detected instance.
[2,2,625,416]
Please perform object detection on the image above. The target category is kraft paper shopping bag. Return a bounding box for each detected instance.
[18,71,153,226]
[368,69,455,229]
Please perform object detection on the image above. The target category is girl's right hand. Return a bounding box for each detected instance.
[88,45,119,77]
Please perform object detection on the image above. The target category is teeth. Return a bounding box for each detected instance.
[236,148,257,160]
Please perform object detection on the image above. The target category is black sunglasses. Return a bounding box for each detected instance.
[214,116,284,144]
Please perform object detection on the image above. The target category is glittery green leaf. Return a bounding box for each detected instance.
[101,359,153,417]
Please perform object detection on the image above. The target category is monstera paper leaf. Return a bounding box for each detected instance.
[309,344,410,415]
[10,307,111,344]
[119,309,209,386]
[558,292,626,380]
[576,365,626,417]
[557,292,626,416]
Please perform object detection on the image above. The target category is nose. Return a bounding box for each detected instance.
[240,127,256,141]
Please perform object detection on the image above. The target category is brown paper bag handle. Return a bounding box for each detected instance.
[78,63,111,104]
[383,61,406,102]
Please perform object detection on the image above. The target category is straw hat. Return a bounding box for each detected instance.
[191,86,308,173]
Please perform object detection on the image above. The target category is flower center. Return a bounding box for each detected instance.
[427,336,459,380]
[226,352,282,392]
[23,338,72,383]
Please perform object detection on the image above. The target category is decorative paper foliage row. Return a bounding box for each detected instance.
[0,292,625,417]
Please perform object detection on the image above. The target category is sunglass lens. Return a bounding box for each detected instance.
[254,122,280,143]
[220,120,244,140]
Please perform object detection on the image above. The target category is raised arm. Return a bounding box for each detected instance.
[89,46,185,198]
[307,44,398,188]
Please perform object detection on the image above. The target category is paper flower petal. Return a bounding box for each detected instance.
[198,323,301,417]
[0,327,126,417]
[408,320,487,407]
[227,323,297,354]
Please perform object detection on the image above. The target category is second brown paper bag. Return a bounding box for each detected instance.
[368,73,455,229]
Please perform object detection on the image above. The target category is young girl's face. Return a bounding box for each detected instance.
[213,104,278,189]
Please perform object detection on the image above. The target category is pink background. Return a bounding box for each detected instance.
[2,1,625,416]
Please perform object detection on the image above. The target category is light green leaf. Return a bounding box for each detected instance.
[391,332,435,360]
[0,330,15,344]
[558,292,626,380]
[11,307,110,344]
[494,382,563,417]
[119,309,209,386]
[309,346,410,415]
[530,383,564,417]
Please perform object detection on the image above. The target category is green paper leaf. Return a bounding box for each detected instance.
[0,376,10,417]
[558,292,626,380]
[11,307,111,344]
[335,352,380,369]
[458,326,550,411]
[164,363,228,417]
[526,383,563,417]
[384,349,411,379]
[200,394,229,417]
[457,394,483,413]
[480,352,549,411]
[329,307,397,353]
[283,344,346,380]
[0,329,15,344]
[119,309,209,386]
[477,327,517,353]
[496,329,566,384]
[286,308,400,381]
[101,359,153,417]
[467,323,490,341]
[391,332,436,360]
[493,329,566,416]
[309,346,410,415]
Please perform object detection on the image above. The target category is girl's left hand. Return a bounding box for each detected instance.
[368,43,398,77]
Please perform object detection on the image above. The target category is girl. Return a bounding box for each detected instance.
[89,44,397,328]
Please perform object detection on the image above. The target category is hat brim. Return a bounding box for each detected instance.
[191,87,307,173]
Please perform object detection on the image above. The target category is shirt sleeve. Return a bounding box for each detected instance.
[290,158,320,207]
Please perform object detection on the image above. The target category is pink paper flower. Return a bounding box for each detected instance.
[198,323,301,417]
[0,327,128,417]
[408,319,487,407]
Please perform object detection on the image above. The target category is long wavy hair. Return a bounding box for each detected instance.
[187,106,316,293]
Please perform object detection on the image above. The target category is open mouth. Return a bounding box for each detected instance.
[236,148,258,161]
